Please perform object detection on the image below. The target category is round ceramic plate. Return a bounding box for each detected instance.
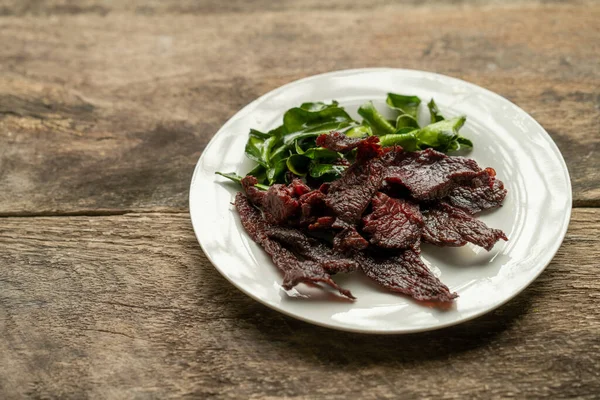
[189,68,571,334]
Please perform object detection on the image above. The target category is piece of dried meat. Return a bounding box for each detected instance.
[261,184,301,225]
[422,202,507,251]
[446,168,507,214]
[298,189,327,224]
[266,226,358,274]
[358,249,457,303]
[385,148,484,200]
[308,216,336,230]
[331,219,369,252]
[316,131,363,152]
[235,193,354,298]
[325,153,386,223]
[241,175,266,207]
[290,178,311,197]
[363,192,423,249]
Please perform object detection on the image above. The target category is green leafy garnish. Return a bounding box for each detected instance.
[376,116,471,153]
[358,101,395,136]
[301,147,340,160]
[283,101,353,132]
[215,172,269,190]
[386,93,421,120]
[286,154,311,176]
[345,124,372,138]
[308,163,346,180]
[244,134,268,167]
[215,93,473,189]
[379,130,419,151]
[247,164,268,183]
[457,136,474,148]
[415,116,466,151]
[427,98,445,123]
[395,114,419,130]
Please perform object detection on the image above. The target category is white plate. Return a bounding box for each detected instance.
[189,68,571,334]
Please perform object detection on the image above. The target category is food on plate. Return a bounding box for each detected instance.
[217,94,507,304]
[216,93,472,188]
[235,192,355,299]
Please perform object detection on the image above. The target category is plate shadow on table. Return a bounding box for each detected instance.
[193,241,555,367]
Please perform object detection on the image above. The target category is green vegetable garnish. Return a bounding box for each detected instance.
[395,114,419,130]
[386,93,421,120]
[345,124,372,138]
[283,101,353,132]
[427,98,445,123]
[286,154,311,176]
[216,93,473,189]
[379,130,419,151]
[215,172,269,190]
[308,163,346,180]
[415,116,466,151]
[358,101,395,136]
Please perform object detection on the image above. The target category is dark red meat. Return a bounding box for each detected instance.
[331,219,369,252]
[385,148,484,200]
[290,179,311,196]
[316,131,363,152]
[241,176,266,207]
[235,193,354,299]
[422,202,508,251]
[447,168,507,214]
[358,249,458,303]
[308,216,336,230]
[266,226,358,274]
[317,132,383,162]
[325,155,386,224]
[262,184,300,225]
[355,136,383,162]
[298,189,326,217]
[232,131,509,304]
[318,183,330,194]
[363,192,423,249]
[243,178,319,226]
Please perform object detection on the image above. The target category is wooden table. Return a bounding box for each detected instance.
[1,1,598,398]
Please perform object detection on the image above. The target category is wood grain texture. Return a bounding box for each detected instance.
[0,2,599,214]
[0,209,598,399]
[2,0,598,16]
[0,2,598,399]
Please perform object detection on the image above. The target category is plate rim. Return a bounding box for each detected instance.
[189,67,572,334]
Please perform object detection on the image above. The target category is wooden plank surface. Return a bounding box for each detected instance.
[0,2,599,214]
[0,209,598,399]
[2,0,598,16]
[1,1,599,399]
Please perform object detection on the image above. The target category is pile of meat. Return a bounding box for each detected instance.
[235,132,507,303]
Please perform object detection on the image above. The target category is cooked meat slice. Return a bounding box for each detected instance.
[358,249,457,303]
[422,202,507,251]
[385,148,484,200]
[235,193,354,298]
[447,168,507,214]
[316,131,363,152]
[363,192,423,249]
[261,184,301,225]
[290,178,311,196]
[241,175,266,207]
[325,156,386,223]
[355,136,384,162]
[298,189,327,217]
[266,226,358,274]
[308,216,336,231]
[243,178,320,226]
[332,222,369,253]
